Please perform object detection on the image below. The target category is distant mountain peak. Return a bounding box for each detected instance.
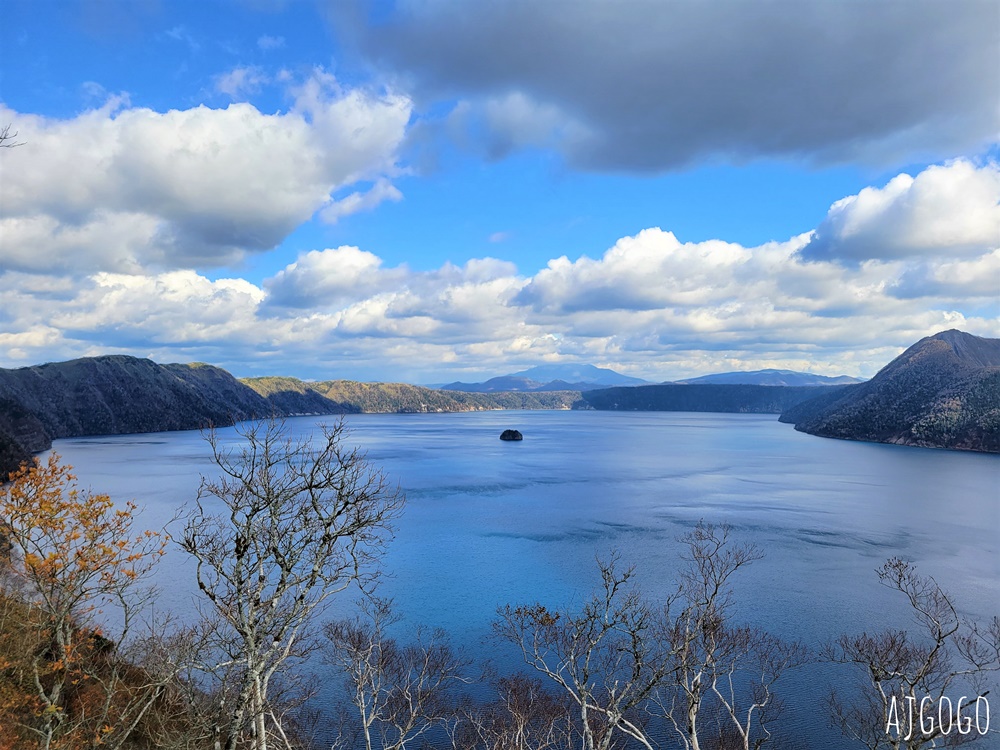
[920,329,1000,368]
[509,364,648,386]
[783,329,1000,452]
[439,363,648,392]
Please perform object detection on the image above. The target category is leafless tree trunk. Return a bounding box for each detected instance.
[323,597,468,750]
[495,552,670,750]
[653,523,806,750]
[178,418,404,750]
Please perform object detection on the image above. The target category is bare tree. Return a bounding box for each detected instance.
[655,523,805,750]
[494,524,802,750]
[495,552,670,750]
[826,557,1000,749]
[323,597,468,750]
[178,418,404,750]
[454,674,578,750]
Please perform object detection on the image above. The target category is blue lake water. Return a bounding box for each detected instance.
[49,411,1000,748]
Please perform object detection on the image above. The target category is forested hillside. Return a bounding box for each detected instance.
[0,359,580,476]
[577,383,844,413]
[0,357,272,475]
[3,329,996,477]
[245,376,580,413]
[780,330,1000,452]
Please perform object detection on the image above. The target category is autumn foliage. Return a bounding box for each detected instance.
[0,455,166,750]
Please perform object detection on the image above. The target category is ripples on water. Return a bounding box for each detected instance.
[51,411,1000,749]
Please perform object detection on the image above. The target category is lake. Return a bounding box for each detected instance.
[48,411,1000,748]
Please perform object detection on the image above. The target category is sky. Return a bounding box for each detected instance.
[0,0,997,383]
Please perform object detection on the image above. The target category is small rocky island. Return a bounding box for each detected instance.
[500,429,523,441]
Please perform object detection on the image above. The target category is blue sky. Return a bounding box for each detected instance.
[1,0,997,383]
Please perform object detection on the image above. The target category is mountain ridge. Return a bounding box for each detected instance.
[578,383,845,414]
[674,369,863,387]
[0,360,583,476]
[2,329,995,477]
[510,363,648,386]
[780,329,1000,452]
[441,363,648,392]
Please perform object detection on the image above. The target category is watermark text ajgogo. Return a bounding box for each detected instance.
[886,695,990,741]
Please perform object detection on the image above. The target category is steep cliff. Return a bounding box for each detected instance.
[0,357,272,475]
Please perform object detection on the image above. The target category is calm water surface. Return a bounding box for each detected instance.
[50,411,1000,748]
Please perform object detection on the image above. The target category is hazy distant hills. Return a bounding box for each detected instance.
[780,330,1000,452]
[673,369,863,386]
[439,376,608,393]
[441,364,861,392]
[512,364,649,386]
[441,363,648,392]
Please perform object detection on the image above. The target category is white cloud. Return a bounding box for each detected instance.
[517,229,760,313]
[320,178,404,224]
[0,73,411,274]
[891,250,1000,300]
[215,65,270,98]
[801,160,1000,263]
[265,246,402,308]
[1,162,996,381]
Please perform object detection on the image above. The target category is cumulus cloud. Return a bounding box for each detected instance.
[341,0,999,171]
[890,250,1000,300]
[801,160,1000,264]
[265,246,403,308]
[1,161,995,381]
[0,72,410,274]
[517,230,758,313]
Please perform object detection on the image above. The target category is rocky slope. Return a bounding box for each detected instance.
[780,330,1000,452]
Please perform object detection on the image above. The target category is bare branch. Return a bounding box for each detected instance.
[177,417,404,750]
[827,558,1000,749]
[0,124,25,148]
